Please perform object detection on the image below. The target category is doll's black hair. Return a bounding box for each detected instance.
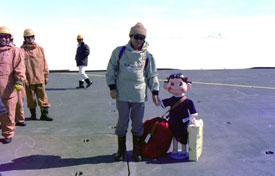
[167,73,192,83]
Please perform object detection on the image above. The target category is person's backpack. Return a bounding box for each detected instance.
[141,117,173,159]
[140,96,186,159]
[118,46,150,70]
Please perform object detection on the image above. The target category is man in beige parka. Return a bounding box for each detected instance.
[21,28,53,121]
[0,26,25,144]
[106,22,160,162]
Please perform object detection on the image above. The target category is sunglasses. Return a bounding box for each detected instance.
[168,73,191,83]
[0,34,10,39]
[133,34,146,41]
[25,36,34,39]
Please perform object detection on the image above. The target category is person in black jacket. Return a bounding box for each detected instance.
[75,34,92,88]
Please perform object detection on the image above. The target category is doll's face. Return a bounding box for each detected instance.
[167,78,188,96]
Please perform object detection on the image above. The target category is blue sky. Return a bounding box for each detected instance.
[5,0,275,19]
[2,0,275,70]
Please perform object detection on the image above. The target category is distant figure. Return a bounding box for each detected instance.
[106,22,160,162]
[75,34,92,89]
[10,35,27,127]
[21,28,53,121]
[0,97,8,117]
[0,26,25,144]
[0,98,9,142]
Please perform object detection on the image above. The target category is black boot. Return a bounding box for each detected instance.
[30,108,37,120]
[16,122,26,126]
[85,78,93,88]
[133,135,143,162]
[76,81,85,89]
[40,107,53,121]
[3,138,12,144]
[113,136,126,161]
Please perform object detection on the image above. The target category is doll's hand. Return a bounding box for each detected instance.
[152,95,160,106]
[190,116,196,125]
[110,89,117,99]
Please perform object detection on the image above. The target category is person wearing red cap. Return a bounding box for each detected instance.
[106,22,160,162]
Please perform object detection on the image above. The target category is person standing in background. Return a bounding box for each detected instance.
[75,34,92,89]
[21,28,53,121]
[0,98,9,141]
[0,26,25,144]
[0,98,8,121]
[10,35,27,127]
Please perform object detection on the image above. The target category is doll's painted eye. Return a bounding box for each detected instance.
[170,82,174,86]
[179,82,183,86]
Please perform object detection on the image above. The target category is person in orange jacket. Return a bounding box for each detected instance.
[0,98,9,142]
[21,29,53,121]
[10,35,27,127]
[0,26,25,144]
[0,98,8,122]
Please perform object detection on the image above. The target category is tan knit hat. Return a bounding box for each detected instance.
[129,22,147,37]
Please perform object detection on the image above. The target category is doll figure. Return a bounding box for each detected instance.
[161,73,198,159]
